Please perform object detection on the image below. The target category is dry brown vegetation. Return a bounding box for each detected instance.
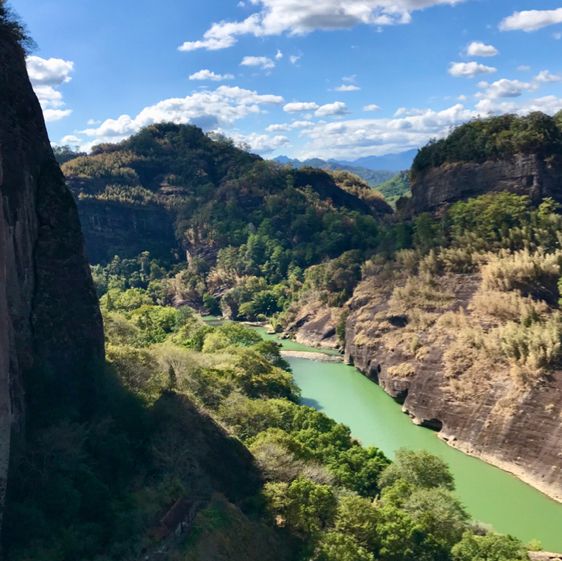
[352,245,562,392]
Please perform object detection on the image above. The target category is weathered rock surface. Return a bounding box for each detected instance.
[283,297,341,350]
[407,153,562,214]
[75,197,179,263]
[343,271,562,501]
[0,28,103,523]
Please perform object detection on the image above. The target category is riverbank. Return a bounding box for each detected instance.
[280,350,343,363]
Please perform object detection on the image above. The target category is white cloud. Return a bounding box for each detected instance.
[289,54,302,64]
[466,41,498,57]
[26,56,74,86]
[240,55,276,69]
[26,56,75,122]
[229,131,290,153]
[266,120,315,132]
[334,84,361,91]
[43,109,73,122]
[298,103,477,159]
[449,61,497,78]
[283,101,319,112]
[315,101,348,117]
[476,78,536,99]
[275,49,283,60]
[363,104,381,111]
[189,69,235,81]
[535,70,562,83]
[500,9,562,32]
[517,65,531,72]
[73,86,283,149]
[178,1,469,51]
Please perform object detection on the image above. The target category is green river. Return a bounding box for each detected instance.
[254,327,562,551]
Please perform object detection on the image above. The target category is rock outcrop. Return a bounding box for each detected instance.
[343,269,562,501]
[406,153,562,214]
[282,297,341,350]
[0,20,103,523]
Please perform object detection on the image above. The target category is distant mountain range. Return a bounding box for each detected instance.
[274,149,416,173]
[272,149,416,189]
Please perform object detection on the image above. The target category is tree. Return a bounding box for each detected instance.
[313,531,375,561]
[334,494,379,551]
[403,487,470,554]
[452,531,528,561]
[264,478,337,539]
[379,449,455,491]
[329,445,390,498]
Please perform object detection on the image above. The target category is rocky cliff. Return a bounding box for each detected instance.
[343,266,562,501]
[75,197,179,263]
[407,153,562,214]
[0,17,103,524]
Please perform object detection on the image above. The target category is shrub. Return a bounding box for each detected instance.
[481,249,562,303]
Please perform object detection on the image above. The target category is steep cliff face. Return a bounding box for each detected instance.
[75,197,179,263]
[343,270,562,501]
[408,154,562,214]
[0,25,103,521]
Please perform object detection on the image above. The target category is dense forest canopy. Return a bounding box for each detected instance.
[413,111,562,174]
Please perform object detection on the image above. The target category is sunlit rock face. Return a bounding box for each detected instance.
[407,153,562,214]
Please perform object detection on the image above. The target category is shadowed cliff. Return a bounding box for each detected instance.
[0,2,104,529]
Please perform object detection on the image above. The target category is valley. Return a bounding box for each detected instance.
[2,2,562,560]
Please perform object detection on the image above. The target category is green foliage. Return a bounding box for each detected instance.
[312,531,375,561]
[328,446,390,498]
[413,112,562,173]
[263,478,337,539]
[377,171,411,206]
[379,449,455,491]
[452,531,529,561]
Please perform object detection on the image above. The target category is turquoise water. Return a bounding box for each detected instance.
[256,326,562,550]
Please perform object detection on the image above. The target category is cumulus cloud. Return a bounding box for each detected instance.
[298,103,477,159]
[43,109,73,122]
[293,92,562,159]
[26,56,75,122]
[275,49,284,60]
[240,55,276,69]
[363,104,381,111]
[26,56,74,85]
[189,69,235,81]
[229,131,290,153]
[500,8,562,32]
[334,84,361,91]
[283,101,319,112]
[266,120,315,132]
[476,78,537,99]
[315,101,348,117]
[449,61,497,78]
[535,70,562,83]
[466,41,498,57]
[71,86,283,149]
[178,1,469,52]
[289,54,302,64]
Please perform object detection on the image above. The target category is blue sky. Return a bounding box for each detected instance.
[12,0,562,159]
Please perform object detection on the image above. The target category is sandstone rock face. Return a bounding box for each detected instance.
[409,154,562,213]
[75,197,179,263]
[343,272,562,501]
[0,31,103,522]
[282,297,341,350]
